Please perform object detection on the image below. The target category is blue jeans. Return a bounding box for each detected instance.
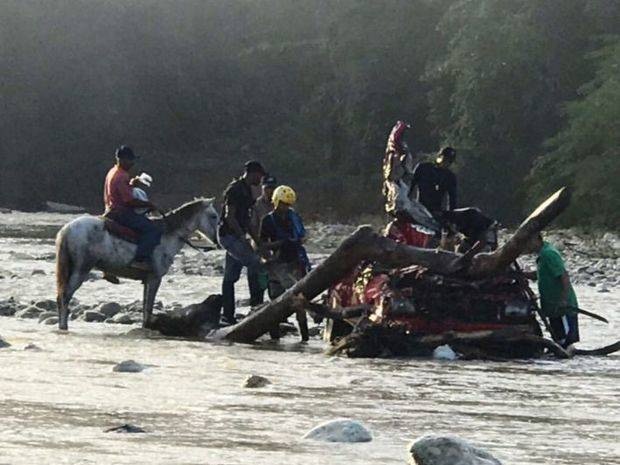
[219,234,264,321]
[108,209,162,262]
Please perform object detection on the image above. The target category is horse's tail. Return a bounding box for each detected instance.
[55,226,73,303]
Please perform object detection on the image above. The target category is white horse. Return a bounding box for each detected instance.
[55,198,219,330]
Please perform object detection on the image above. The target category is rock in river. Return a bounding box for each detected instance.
[109,313,135,325]
[99,302,122,318]
[113,360,146,373]
[38,311,57,323]
[243,375,271,388]
[408,435,502,465]
[303,419,372,443]
[82,311,107,323]
[104,423,146,433]
[15,306,43,319]
[0,336,11,348]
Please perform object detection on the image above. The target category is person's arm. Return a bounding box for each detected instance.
[258,215,284,257]
[559,271,572,306]
[117,179,156,210]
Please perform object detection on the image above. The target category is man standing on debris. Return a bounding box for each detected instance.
[526,233,580,349]
[218,161,267,325]
[259,185,310,341]
[410,146,457,216]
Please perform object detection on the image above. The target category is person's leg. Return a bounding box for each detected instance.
[221,251,242,323]
[565,314,580,345]
[247,268,264,306]
[549,316,568,347]
[113,211,162,261]
[223,236,265,307]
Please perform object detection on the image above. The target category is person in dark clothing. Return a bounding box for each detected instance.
[259,185,310,341]
[410,147,457,215]
[218,161,266,325]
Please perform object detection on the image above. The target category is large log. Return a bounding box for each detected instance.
[215,188,570,343]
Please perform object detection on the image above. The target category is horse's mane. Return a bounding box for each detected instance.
[160,197,214,232]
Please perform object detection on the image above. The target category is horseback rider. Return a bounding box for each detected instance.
[103,146,161,270]
[218,160,267,325]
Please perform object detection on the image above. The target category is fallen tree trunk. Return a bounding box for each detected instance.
[214,188,570,343]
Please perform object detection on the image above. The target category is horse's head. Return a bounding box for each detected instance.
[194,198,219,245]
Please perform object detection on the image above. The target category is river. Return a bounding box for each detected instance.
[0,212,618,464]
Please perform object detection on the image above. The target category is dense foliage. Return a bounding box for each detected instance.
[0,0,618,226]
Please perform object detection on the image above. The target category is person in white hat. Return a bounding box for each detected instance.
[130,173,153,215]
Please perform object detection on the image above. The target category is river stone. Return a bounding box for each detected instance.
[408,435,502,465]
[34,299,57,311]
[83,311,106,323]
[113,360,145,373]
[104,423,146,433]
[99,302,122,318]
[0,302,17,317]
[24,343,42,351]
[38,311,57,323]
[303,419,372,443]
[243,375,271,388]
[109,313,135,325]
[31,269,46,276]
[433,344,458,360]
[15,306,44,319]
[42,316,59,325]
[0,336,11,348]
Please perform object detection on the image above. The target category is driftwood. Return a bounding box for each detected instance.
[213,188,571,343]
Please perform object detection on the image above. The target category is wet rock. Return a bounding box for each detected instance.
[0,300,18,317]
[0,336,11,348]
[31,269,46,276]
[82,311,106,323]
[15,306,44,319]
[408,435,502,465]
[23,343,42,351]
[112,360,145,373]
[433,344,458,361]
[34,299,57,311]
[42,316,59,325]
[598,287,610,293]
[104,423,146,433]
[108,313,135,325]
[303,419,372,443]
[243,375,271,388]
[38,311,57,323]
[99,302,122,318]
[0,207,12,214]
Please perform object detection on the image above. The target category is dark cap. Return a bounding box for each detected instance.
[261,175,277,187]
[115,145,137,160]
[440,146,456,159]
[244,160,265,174]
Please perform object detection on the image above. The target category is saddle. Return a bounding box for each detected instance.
[102,217,139,243]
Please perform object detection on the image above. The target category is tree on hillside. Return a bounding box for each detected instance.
[527,37,620,228]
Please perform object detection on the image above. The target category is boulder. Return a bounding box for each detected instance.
[0,336,11,348]
[243,375,271,388]
[31,269,46,276]
[99,302,122,318]
[38,311,58,323]
[0,300,18,317]
[113,360,145,373]
[42,316,59,325]
[303,419,372,443]
[408,435,502,465]
[34,299,57,311]
[82,311,107,323]
[104,423,146,433]
[108,313,135,325]
[433,345,458,361]
[15,306,44,319]
[23,343,42,351]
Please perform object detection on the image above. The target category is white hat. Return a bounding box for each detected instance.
[137,172,153,187]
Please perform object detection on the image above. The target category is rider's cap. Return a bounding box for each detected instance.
[244,160,265,175]
[115,145,138,160]
[261,175,277,187]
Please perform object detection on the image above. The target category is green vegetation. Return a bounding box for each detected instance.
[0,0,618,226]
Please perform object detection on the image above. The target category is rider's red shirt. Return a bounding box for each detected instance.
[104,165,133,212]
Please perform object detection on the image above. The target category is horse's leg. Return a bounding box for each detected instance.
[142,277,162,329]
[58,270,89,330]
[296,307,309,342]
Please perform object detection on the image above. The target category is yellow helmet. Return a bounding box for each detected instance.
[272,185,297,208]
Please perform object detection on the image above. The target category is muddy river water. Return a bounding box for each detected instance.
[0,213,618,464]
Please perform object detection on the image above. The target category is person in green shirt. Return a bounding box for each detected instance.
[526,233,580,348]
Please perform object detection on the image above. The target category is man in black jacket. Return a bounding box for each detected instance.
[410,146,457,216]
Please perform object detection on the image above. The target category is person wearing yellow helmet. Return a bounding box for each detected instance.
[259,184,310,341]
